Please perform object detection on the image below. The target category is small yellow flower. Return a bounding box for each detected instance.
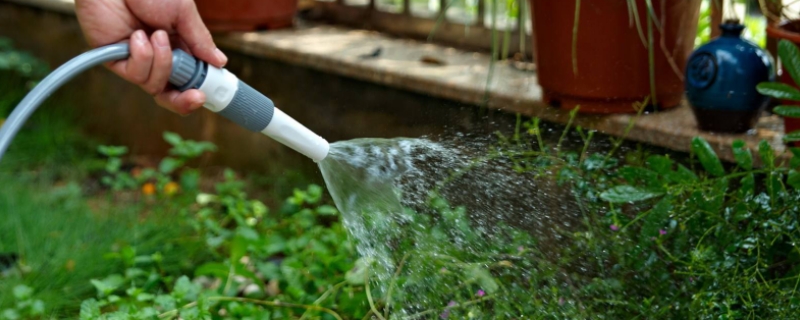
[164,182,180,196]
[142,183,156,195]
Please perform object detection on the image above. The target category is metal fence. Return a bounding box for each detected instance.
[306,0,533,55]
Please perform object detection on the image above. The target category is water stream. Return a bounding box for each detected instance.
[318,136,582,318]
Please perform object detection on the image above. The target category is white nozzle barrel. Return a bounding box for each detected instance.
[262,109,330,162]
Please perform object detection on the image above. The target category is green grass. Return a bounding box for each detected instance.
[0,90,210,317]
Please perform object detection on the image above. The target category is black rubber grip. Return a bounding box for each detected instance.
[218,81,275,132]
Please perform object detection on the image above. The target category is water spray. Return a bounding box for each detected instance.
[0,43,329,163]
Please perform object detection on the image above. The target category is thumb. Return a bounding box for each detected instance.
[175,0,227,68]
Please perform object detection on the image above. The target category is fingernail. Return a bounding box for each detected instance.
[153,31,169,48]
[133,30,146,44]
[214,48,228,65]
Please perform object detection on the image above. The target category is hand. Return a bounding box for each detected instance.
[75,0,228,115]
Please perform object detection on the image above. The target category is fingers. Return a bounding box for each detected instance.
[155,89,206,116]
[108,30,153,84]
[141,30,173,95]
[149,30,206,115]
[175,0,227,68]
[111,29,205,115]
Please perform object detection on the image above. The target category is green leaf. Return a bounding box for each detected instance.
[90,274,124,296]
[640,196,672,242]
[231,235,247,263]
[251,200,268,217]
[79,299,101,320]
[30,300,44,315]
[467,265,499,294]
[600,185,664,203]
[670,164,698,183]
[619,167,662,190]
[264,234,287,256]
[772,105,800,118]
[236,226,260,241]
[646,155,673,176]
[105,157,122,174]
[780,39,800,87]
[758,140,775,169]
[158,157,183,174]
[306,185,323,204]
[791,147,800,158]
[345,257,374,285]
[740,173,755,195]
[97,145,128,157]
[163,131,182,146]
[257,262,281,280]
[155,295,177,311]
[785,131,800,142]
[704,178,729,214]
[172,276,199,302]
[2,308,20,320]
[316,205,339,216]
[194,262,229,278]
[789,170,800,189]
[756,82,800,101]
[691,137,725,177]
[12,285,32,300]
[731,140,753,170]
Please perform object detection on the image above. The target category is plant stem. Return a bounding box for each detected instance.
[533,118,546,153]
[571,0,581,75]
[428,0,458,42]
[646,4,658,107]
[158,297,344,320]
[383,253,410,319]
[557,106,580,157]
[519,0,526,59]
[601,98,648,167]
[365,266,387,320]
[482,0,500,108]
[629,0,648,46]
[399,296,494,319]
[299,280,348,320]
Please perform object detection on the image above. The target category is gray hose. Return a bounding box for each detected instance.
[0,43,130,161]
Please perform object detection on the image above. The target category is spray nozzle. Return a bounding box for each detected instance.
[167,49,330,162]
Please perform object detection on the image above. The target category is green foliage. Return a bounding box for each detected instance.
[81,145,368,319]
[98,132,215,194]
[0,37,48,117]
[476,111,800,318]
[1,285,45,320]
[695,0,712,47]
[759,39,800,144]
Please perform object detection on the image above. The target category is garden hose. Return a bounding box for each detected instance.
[0,43,329,163]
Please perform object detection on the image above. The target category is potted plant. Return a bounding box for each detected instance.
[764,0,800,143]
[758,39,800,146]
[529,0,702,114]
[195,0,299,32]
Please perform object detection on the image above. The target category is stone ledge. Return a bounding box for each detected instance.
[2,0,790,164]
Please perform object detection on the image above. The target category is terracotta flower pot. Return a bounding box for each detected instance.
[195,0,298,32]
[766,20,800,145]
[530,0,702,114]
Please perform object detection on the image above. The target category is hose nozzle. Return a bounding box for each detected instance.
[168,50,329,162]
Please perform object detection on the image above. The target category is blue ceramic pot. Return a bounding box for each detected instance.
[686,22,775,133]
